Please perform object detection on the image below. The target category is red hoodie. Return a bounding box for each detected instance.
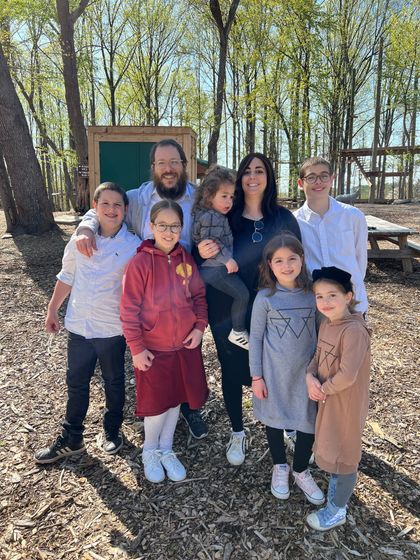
[121,240,208,355]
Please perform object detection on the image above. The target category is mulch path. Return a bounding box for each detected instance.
[0,204,419,560]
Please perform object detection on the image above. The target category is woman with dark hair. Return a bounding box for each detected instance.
[198,153,301,465]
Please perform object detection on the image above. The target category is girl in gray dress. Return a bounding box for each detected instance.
[249,233,324,505]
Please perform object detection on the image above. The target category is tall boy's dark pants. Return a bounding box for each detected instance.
[62,332,126,440]
[266,426,314,473]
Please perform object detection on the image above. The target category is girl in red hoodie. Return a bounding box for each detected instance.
[121,200,208,483]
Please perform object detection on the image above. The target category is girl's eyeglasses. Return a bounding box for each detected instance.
[153,223,182,233]
[252,220,264,243]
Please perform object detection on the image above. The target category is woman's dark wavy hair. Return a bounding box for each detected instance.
[233,153,279,219]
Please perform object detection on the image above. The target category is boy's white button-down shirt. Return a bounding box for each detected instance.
[57,224,140,338]
[294,197,368,313]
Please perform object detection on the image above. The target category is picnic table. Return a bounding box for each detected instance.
[366,215,419,273]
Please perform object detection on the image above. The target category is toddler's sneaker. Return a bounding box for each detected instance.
[34,433,85,464]
[226,432,247,466]
[142,449,165,483]
[284,430,296,453]
[306,502,347,531]
[160,451,187,481]
[228,329,249,350]
[103,431,123,455]
[293,469,325,505]
[271,464,290,500]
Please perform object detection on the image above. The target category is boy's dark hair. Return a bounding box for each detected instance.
[93,182,128,206]
[150,200,184,227]
[150,139,187,166]
[193,165,235,212]
[299,156,333,179]
[259,233,311,295]
[234,153,279,219]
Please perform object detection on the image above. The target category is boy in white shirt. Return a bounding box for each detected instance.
[294,157,368,314]
[35,183,140,464]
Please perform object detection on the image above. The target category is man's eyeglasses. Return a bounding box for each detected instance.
[153,223,182,233]
[252,220,264,243]
[153,159,183,170]
[303,173,331,184]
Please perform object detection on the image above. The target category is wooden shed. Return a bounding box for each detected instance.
[87,126,197,201]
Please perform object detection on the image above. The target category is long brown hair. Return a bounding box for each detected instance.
[259,233,311,295]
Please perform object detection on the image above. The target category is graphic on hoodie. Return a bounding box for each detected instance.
[269,307,315,339]
[317,339,339,370]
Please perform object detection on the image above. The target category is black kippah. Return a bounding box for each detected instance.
[312,266,353,292]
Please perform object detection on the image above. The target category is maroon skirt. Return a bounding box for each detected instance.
[134,346,209,416]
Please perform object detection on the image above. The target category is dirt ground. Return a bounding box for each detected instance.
[0,204,419,560]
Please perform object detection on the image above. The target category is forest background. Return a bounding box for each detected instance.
[0,0,418,233]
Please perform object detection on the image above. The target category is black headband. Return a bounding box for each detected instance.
[312,266,353,293]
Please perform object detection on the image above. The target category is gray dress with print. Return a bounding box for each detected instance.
[249,286,317,433]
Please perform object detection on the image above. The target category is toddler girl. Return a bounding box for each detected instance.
[121,200,209,483]
[306,266,370,531]
[192,165,249,350]
[249,233,324,504]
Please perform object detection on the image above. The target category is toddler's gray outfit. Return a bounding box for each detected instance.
[192,208,249,332]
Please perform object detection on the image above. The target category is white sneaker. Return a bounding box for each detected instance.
[293,469,325,505]
[228,329,249,350]
[284,430,296,453]
[226,432,246,465]
[271,464,290,500]
[160,451,187,482]
[142,449,165,483]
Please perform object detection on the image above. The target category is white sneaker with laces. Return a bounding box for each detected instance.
[160,451,187,481]
[228,329,249,350]
[226,432,246,465]
[271,463,290,499]
[142,449,165,483]
[293,469,325,505]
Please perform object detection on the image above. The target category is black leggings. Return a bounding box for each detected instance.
[221,375,244,432]
[266,426,314,473]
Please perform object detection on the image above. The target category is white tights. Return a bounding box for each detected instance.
[143,405,180,453]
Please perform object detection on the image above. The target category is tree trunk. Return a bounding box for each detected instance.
[0,43,55,234]
[370,37,383,203]
[207,0,240,165]
[56,0,89,212]
[0,151,18,233]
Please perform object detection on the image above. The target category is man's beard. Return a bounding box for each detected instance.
[154,168,188,200]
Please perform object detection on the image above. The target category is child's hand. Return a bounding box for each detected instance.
[183,328,203,349]
[197,239,219,259]
[225,258,239,274]
[75,229,97,257]
[252,377,268,399]
[45,308,60,333]
[133,349,155,371]
[306,373,325,401]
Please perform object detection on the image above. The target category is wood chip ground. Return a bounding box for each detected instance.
[0,204,419,560]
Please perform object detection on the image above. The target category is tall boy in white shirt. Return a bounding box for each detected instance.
[294,157,368,314]
[35,183,140,464]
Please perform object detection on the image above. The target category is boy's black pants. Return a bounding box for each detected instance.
[62,331,126,440]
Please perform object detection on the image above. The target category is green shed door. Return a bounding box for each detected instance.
[99,141,155,191]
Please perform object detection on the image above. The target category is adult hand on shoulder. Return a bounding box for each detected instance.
[75,228,97,257]
[197,239,219,259]
[183,328,203,349]
[252,378,268,399]
[306,373,324,401]
[133,349,155,371]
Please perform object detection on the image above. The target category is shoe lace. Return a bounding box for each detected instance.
[273,465,289,486]
[144,449,161,467]
[187,411,203,427]
[162,451,181,470]
[296,470,318,492]
[52,434,67,450]
[228,434,245,453]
